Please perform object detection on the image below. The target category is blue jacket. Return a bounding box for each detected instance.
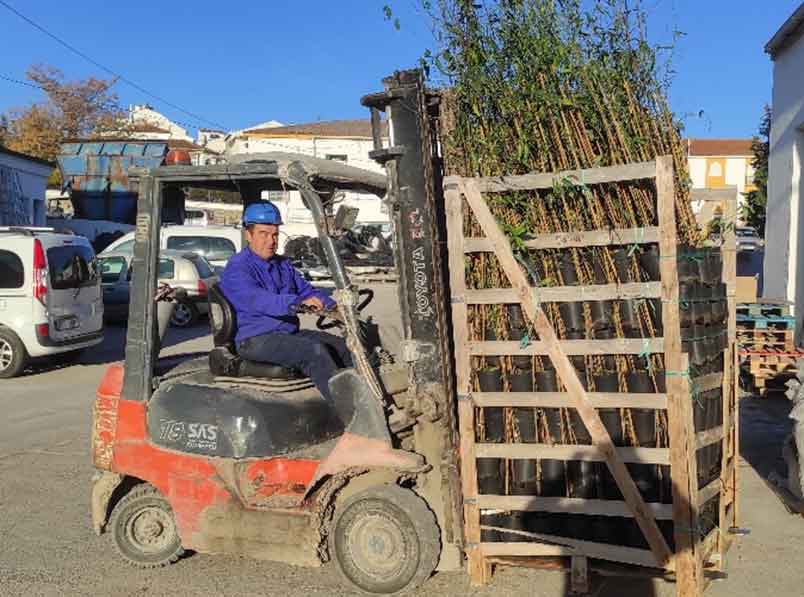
[220,247,335,345]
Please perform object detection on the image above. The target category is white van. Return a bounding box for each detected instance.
[101,224,242,271]
[0,227,104,378]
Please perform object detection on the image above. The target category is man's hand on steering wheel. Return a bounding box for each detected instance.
[300,296,325,312]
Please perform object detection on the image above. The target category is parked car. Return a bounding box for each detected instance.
[98,250,218,328]
[100,224,242,272]
[737,226,763,252]
[0,227,103,378]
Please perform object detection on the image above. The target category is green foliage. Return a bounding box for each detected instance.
[741,105,770,237]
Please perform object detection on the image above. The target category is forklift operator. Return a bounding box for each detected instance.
[220,201,353,402]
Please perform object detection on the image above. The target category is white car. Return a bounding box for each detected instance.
[98,250,218,328]
[0,227,104,378]
[101,224,242,272]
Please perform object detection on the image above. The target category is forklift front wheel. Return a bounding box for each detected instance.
[330,485,440,595]
[109,484,185,568]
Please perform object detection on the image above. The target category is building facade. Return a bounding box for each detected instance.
[763,3,804,319]
[686,138,755,218]
[0,147,53,227]
[226,119,389,234]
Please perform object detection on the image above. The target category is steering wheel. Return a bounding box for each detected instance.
[315,288,374,330]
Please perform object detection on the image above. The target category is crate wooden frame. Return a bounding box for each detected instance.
[444,157,739,596]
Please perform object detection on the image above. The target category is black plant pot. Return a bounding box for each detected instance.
[597,464,623,500]
[677,246,698,282]
[626,370,654,393]
[535,368,559,392]
[589,300,613,331]
[691,325,709,366]
[620,300,642,337]
[510,369,533,392]
[631,410,657,446]
[660,465,673,504]
[595,372,622,446]
[629,463,660,502]
[478,369,504,444]
[511,459,539,496]
[567,460,598,499]
[679,282,696,328]
[508,304,527,330]
[540,459,566,497]
[639,245,661,281]
[653,369,667,393]
[559,251,579,285]
[480,512,503,542]
[694,285,713,326]
[613,248,633,283]
[559,302,585,332]
[592,253,608,284]
[477,458,504,495]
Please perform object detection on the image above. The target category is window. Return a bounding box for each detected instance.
[263,190,288,203]
[166,235,236,262]
[0,250,24,289]
[158,259,175,280]
[206,237,236,261]
[111,239,135,254]
[98,256,127,284]
[191,256,214,279]
[166,236,205,255]
[47,245,98,290]
[325,154,348,163]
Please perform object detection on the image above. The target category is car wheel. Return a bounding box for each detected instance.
[330,485,440,595]
[0,328,28,379]
[110,484,185,568]
[170,301,198,328]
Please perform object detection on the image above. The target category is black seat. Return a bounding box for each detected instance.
[208,283,303,380]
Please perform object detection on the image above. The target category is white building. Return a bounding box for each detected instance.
[763,3,804,319]
[685,138,755,218]
[226,119,389,234]
[0,147,53,227]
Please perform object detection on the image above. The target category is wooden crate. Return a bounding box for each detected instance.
[444,157,739,596]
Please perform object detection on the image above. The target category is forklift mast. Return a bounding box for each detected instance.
[362,70,463,555]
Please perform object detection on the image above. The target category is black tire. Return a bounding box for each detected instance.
[109,484,185,568]
[0,328,28,379]
[330,485,441,595]
[170,300,198,328]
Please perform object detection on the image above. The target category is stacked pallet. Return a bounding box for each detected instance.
[738,302,801,395]
[445,157,738,596]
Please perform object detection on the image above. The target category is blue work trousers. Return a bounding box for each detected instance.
[238,329,353,402]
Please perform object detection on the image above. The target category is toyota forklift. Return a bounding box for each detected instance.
[90,72,465,594]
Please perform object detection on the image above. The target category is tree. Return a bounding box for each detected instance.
[2,64,125,165]
[741,106,770,236]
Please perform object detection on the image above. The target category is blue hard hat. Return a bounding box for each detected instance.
[243,201,283,226]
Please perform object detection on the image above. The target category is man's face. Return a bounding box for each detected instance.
[246,223,280,260]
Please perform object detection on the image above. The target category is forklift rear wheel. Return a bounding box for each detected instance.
[109,484,185,568]
[170,301,198,328]
[330,485,440,595]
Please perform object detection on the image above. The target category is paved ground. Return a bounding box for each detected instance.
[1,285,804,596]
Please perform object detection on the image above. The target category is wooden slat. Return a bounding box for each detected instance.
[693,372,725,394]
[465,282,661,303]
[463,226,660,252]
[470,338,664,356]
[481,543,574,557]
[475,443,670,465]
[657,155,704,595]
[698,479,721,508]
[472,391,667,409]
[701,529,720,565]
[461,177,673,568]
[480,536,663,569]
[478,495,674,519]
[690,188,739,202]
[445,160,656,193]
[696,426,724,450]
[443,183,488,585]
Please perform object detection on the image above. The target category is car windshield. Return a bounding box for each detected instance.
[736,228,757,238]
[47,245,98,290]
[98,256,127,284]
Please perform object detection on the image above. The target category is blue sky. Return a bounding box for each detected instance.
[0,1,800,139]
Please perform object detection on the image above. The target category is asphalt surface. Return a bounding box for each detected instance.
[1,285,804,597]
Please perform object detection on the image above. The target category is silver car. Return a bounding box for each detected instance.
[98,250,218,327]
[736,226,763,252]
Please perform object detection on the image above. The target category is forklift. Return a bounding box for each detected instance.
[90,71,465,594]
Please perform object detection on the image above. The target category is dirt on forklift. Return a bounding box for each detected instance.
[90,109,465,595]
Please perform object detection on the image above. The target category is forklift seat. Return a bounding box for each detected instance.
[208,283,305,381]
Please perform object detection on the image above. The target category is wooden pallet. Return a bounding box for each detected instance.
[737,328,794,352]
[444,157,738,597]
[735,313,796,331]
[740,348,804,394]
[736,303,792,318]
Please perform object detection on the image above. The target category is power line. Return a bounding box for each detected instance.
[0,0,227,130]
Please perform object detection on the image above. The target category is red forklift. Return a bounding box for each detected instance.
[90,72,465,594]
